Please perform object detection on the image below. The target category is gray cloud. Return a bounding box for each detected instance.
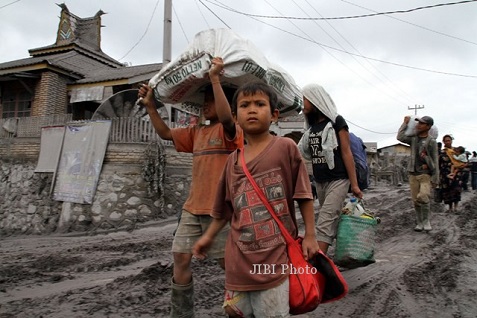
[1,0,476,150]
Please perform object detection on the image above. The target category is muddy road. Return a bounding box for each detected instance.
[1,184,476,317]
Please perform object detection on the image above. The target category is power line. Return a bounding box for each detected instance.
[198,0,231,29]
[194,0,211,29]
[207,0,477,79]
[205,0,477,21]
[118,0,161,61]
[297,0,417,106]
[206,0,477,47]
[212,0,417,108]
[194,1,477,144]
[334,0,477,20]
[0,0,20,10]
[173,4,189,43]
[347,120,397,135]
[341,0,477,46]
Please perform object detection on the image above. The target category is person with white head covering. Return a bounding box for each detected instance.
[298,84,363,254]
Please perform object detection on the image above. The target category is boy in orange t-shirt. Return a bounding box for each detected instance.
[139,57,243,317]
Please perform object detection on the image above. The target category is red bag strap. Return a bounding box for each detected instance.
[240,148,295,245]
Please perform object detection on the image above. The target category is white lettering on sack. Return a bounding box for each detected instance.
[267,74,285,93]
[242,61,266,79]
[164,60,203,86]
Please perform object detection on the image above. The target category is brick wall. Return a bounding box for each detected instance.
[0,138,192,167]
[0,138,40,160]
[32,72,68,117]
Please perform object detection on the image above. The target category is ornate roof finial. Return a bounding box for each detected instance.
[57,3,68,11]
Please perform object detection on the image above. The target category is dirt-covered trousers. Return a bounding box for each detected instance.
[409,173,431,205]
[472,172,477,190]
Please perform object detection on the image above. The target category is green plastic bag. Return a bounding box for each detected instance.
[334,215,377,269]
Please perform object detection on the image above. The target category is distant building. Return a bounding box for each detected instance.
[378,143,411,156]
[0,4,162,121]
[0,5,189,235]
[269,113,306,142]
[364,142,377,154]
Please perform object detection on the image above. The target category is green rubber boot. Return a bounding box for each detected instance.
[170,278,194,318]
[414,204,423,232]
[421,203,432,232]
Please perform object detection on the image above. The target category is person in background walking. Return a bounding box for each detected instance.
[461,149,471,191]
[298,83,363,253]
[397,116,439,232]
[439,135,464,212]
[469,151,477,191]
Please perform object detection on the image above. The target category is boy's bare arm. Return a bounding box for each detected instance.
[209,57,236,139]
[339,129,363,199]
[192,217,228,259]
[297,199,320,259]
[138,84,173,141]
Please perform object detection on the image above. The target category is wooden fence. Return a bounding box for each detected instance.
[0,114,73,138]
[0,115,180,145]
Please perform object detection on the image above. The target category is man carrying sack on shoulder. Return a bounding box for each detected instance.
[397,116,439,232]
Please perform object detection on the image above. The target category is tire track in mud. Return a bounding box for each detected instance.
[400,196,477,318]
[1,187,476,318]
[0,223,177,316]
[315,191,422,317]
[313,190,477,318]
[0,237,174,292]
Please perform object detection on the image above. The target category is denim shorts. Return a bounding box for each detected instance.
[171,210,229,259]
[223,278,290,317]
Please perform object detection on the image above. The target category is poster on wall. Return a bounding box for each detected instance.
[52,120,111,204]
[35,126,65,173]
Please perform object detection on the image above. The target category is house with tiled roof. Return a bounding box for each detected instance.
[0,4,177,235]
[0,3,162,121]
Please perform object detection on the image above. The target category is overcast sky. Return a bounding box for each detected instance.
[1,0,477,151]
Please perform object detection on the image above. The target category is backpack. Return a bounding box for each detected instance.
[349,132,369,190]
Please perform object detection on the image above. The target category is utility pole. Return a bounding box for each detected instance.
[408,104,424,115]
[163,0,172,65]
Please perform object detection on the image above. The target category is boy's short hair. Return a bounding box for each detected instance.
[457,146,466,154]
[203,84,237,105]
[232,81,278,114]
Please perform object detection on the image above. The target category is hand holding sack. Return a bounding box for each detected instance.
[148,28,303,118]
[404,115,439,138]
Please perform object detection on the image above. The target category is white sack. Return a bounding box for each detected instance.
[404,115,438,139]
[149,28,302,117]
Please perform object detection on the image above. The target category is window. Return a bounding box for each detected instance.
[1,86,32,118]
